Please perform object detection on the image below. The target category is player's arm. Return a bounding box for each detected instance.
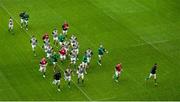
[105,48,108,53]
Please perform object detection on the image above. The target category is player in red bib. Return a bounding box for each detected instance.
[59,46,67,62]
[113,63,123,82]
[42,33,50,44]
[39,57,48,78]
[62,21,69,36]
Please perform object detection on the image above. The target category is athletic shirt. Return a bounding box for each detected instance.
[52,30,58,37]
[52,54,59,62]
[78,67,84,74]
[73,44,79,49]
[31,38,37,45]
[54,72,61,80]
[9,19,13,25]
[47,47,52,53]
[98,47,105,55]
[40,60,47,65]
[86,50,92,57]
[62,23,69,30]
[59,48,66,55]
[43,34,49,40]
[151,65,157,74]
[58,35,65,42]
[83,56,88,63]
[116,64,122,72]
[70,52,77,58]
[65,70,72,76]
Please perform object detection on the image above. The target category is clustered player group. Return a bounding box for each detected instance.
[8,12,158,92]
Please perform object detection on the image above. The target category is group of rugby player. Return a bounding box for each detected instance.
[8,13,158,92]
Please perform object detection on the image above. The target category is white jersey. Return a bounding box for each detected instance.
[9,19,13,26]
[30,38,37,45]
[52,30,58,38]
[86,49,93,58]
[77,65,85,74]
[70,51,77,58]
[47,46,52,54]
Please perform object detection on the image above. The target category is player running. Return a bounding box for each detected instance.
[97,44,108,66]
[70,35,77,46]
[82,53,88,74]
[19,12,29,30]
[46,45,53,59]
[69,49,78,69]
[64,68,72,88]
[19,12,25,28]
[23,13,29,30]
[52,71,62,91]
[113,63,123,82]
[145,63,158,86]
[42,33,50,45]
[8,17,14,33]
[77,64,85,84]
[72,42,79,59]
[59,46,67,62]
[52,28,58,45]
[86,48,93,66]
[58,33,65,46]
[39,57,48,78]
[51,52,59,72]
[30,35,37,56]
[62,21,69,36]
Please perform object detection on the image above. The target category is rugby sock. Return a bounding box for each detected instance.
[98,60,101,64]
[78,78,80,83]
[58,85,60,89]
[68,82,70,86]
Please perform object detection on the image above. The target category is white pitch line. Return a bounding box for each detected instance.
[0,2,92,101]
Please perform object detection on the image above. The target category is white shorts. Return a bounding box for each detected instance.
[53,62,57,65]
[47,53,52,58]
[87,57,91,63]
[82,62,88,67]
[115,71,121,76]
[20,19,24,24]
[24,20,28,25]
[39,65,46,72]
[149,73,156,79]
[71,57,76,64]
[74,49,79,54]
[98,55,103,59]
[65,76,71,81]
[78,73,84,79]
[53,37,58,41]
[31,44,36,50]
[62,30,68,34]
[59,42,63,46]
[53,79,60,85]
[9,24,13,29]
[60,54,66,59]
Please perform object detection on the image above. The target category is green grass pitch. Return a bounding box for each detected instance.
[0,0,180,101]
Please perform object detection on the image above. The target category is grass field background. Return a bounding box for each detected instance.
[0,0,180,101]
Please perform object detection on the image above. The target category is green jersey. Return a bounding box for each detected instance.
[82,55,88,63]
[98,47,105,55]
[58,34,65,42]
[24,14,29,20]
[51,53,59,62]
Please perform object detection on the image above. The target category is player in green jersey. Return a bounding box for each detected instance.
[58,33,65,46]
[98,44,108,66]
[51,52,59,72]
